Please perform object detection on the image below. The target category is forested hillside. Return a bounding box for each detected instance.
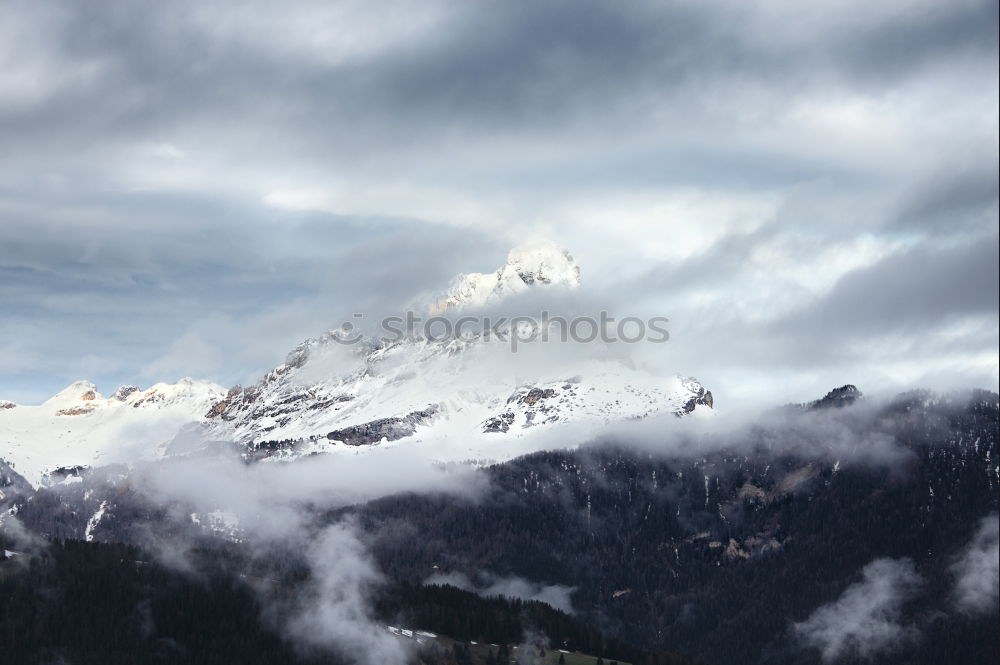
[3,390,997,664]
[342,391,999,663]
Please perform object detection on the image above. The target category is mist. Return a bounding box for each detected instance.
[950,513,1000,615]
[424,570,577,615]
[793,557,923,661]
[122,443,486,664]
[284,521,411,665]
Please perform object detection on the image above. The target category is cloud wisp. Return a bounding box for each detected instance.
[284,521,410,665]
[425,570,577,615]
[125,444,486,665]
[950,513,1000,615]
[794,557,923,662]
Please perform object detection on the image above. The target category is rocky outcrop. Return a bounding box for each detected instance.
[204,385,245,419]
[517,388,557,406]
[680,379,714,413]
[55,406,96,416]
[483,412,516,433]
[112,386,139,401]
[325,407,437,446]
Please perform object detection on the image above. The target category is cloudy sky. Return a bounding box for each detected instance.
[1,0,997,406]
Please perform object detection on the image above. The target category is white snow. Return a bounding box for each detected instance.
[431,241,581,312]
[189,510,242,540]
[0,378,225,488]
[84,500,108,542]
[206,328,711,464]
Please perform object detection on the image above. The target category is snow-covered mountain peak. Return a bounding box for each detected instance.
[194,242,712,458]
[1,379,226,487]
[42,381,103,408]
[433,241,581,312]
[28,379,224,415]
[112,385,140,402]
[127,378,225,409]
[1,242,711,486]
[501,241,580,288]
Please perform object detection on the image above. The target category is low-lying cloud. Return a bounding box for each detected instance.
[950,513,1000,615]
[136,444,485,541]
[125,444,487,665]
[794,557,923,662]
[285,521,410,665]
[425,570,576,615]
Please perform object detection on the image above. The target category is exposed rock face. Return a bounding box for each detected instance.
[519,388,557,406]
[44,465,88,483]
[55,406,96,416]
[112,386,139,402]
[325,408,437,446]
[0,401,16,410]
[205,385,243,419]
[776,463,821,495]
[682,388,713,413]
[724,538,751,560]
[484,412,516,433]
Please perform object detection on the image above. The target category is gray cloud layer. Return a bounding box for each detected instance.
[1,0,997,404]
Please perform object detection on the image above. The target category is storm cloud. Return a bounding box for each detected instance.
[1,0,997,406]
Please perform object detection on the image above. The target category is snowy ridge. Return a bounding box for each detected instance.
[206,335,712,454]
[0,379,225,487]
[430,241,581,312]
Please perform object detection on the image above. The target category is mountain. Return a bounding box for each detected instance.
[195,242,711,455]
[0,378,224,488]
[203,339,712,460]
[0,242,711,485]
